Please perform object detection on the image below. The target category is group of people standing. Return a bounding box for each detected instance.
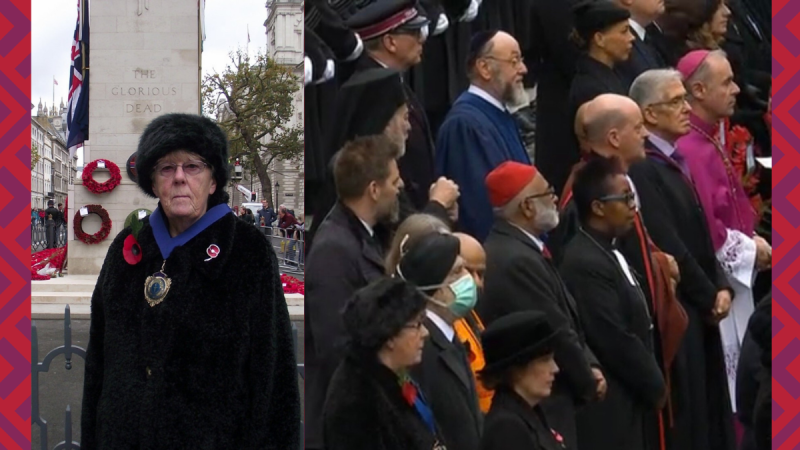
[305,0,771,449]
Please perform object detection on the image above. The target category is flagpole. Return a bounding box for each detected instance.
[52,77,54,114]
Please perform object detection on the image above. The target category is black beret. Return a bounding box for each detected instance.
[397,232,460,294]
[135,114,231,208]
[573,0,631,44]
[346,0,429,40]
[342,277,428,353]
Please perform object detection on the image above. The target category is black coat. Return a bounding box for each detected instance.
[528,0,582,194]
[568,55,627,119]
[627,142,736,450]
[481,219,597,449]
[481,388,566,450]
[559,228,665,450]
[80,212,300,450]
[324,353,444,450]
[305,203,387,449]
[615,32,666,91]
[411,317,483,450]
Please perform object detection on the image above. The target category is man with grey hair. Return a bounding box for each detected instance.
[435,30,532,241]
[480,160,604,450]
[628,66,739,450]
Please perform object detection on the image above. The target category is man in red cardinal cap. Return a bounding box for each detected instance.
[480,161,604,450]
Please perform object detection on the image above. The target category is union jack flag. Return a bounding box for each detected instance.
[66,0,89,159]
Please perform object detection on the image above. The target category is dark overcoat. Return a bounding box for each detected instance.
[324,353,444,450]
[559,228,665,450]
[481,388,567,450]
[627,142,736,450]
[305,202,387,448]
[615,32,666,91]
[481,219,597,449]
[80,211,300,450]
[411,317,483,450]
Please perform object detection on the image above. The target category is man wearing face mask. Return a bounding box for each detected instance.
[453,232,493,413]
[398,232,483,450]
[480,161,602,450]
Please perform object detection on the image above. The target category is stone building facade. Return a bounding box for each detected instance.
[32,100,77,210]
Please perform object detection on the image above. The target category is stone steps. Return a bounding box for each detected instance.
[32,276,304,320]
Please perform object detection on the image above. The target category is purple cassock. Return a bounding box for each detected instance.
[676,112,762,411]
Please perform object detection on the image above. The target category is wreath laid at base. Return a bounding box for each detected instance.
[82,159,122,194]
[74,204,112,245]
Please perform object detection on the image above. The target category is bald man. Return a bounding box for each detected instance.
[453,232,494,413]
[436,31,532,241]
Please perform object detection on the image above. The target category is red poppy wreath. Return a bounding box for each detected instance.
[74,204,113,245]
[82,159,122,194]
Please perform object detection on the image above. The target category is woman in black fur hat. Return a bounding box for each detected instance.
[479,311,565,450]
[80,113,300,449]
[323,277,447,450]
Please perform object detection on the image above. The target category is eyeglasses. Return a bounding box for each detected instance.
[598,192,636,208]
[649,95,689,109]
[525,186,556,201]
[154,160,209,178]
[484,55,525,68]
[403,320,425,331]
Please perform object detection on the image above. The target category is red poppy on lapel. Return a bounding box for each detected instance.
[123,234,143,265]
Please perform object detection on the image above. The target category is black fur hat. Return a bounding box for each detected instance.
[342,277,428,354]
[135,114,231,207]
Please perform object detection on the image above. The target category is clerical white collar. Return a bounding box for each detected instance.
[370,55,390,69]
[648,133,677,158]
[426,309,455,342]
[629,19,646,41]
[510,223,545,252]
[358,217,374,237]
[468,85,507,112]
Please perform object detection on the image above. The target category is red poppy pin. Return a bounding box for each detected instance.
[551,429,566,448]
[123,213,146,265]
[205,244,220,261]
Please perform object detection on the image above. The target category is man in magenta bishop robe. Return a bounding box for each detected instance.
[675,49,771,410]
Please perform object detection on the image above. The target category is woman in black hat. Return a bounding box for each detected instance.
[323,277,446,450]
[479,311,565,450]
[80,114,300,449]
[568,0,633,122]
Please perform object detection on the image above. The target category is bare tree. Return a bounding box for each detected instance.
[203,49,303,203]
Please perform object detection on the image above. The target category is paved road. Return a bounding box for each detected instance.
[32,318,304,449]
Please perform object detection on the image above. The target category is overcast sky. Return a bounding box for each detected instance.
[32,0,269,113]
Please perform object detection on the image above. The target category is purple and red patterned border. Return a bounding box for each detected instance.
[0,0,30,448]
[772,0,800,446]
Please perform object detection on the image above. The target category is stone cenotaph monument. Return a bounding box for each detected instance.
[68,0,203,274]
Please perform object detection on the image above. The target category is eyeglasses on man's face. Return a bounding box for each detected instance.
[484,55,525,68]
[598,192,636,208]
[154,160,209,178]
[649,95,689,110]
[525,186,556,201]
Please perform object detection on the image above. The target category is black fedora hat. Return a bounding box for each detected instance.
[479,311,561,376]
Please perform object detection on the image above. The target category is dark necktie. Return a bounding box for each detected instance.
[671,151,692,180]
[542,246,553,260]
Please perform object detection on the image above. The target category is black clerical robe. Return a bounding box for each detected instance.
[482,219,597,450]
[559,227,665,450]
[627,139,736,450]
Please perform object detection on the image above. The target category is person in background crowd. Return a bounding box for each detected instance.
[305,135,405,450]
[278,206,298,234]
[31,208,38,227]
[258,199,277,228]
[57,203,66,226]
[628,67,737,450]
[436,30,532,241]
[81,113,299,449]
[677,49,770,414]
[344,0,438,211]
[614,0,667,89]
[322,277,446,450]
[481,161,603,450]
[560,156,666,450]
[38,208,45,225]
[479,311,566,450]
[736,292,770,450]
[398,232,483,450]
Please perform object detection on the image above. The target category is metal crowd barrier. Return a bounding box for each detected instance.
[259,225,305,277]
[32,223,67,253]
[32,306,305,450]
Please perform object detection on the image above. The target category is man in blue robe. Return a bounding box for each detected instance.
[435,30,532,241]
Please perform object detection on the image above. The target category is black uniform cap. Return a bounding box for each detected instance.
[346,0,430,40]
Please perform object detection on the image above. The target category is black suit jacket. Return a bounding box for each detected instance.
[559,228,665,450]
[304,203,387,448]
[615,32,666,91]
[481,388,566,450]
[411,317,482,450]
[481,219,597,448]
